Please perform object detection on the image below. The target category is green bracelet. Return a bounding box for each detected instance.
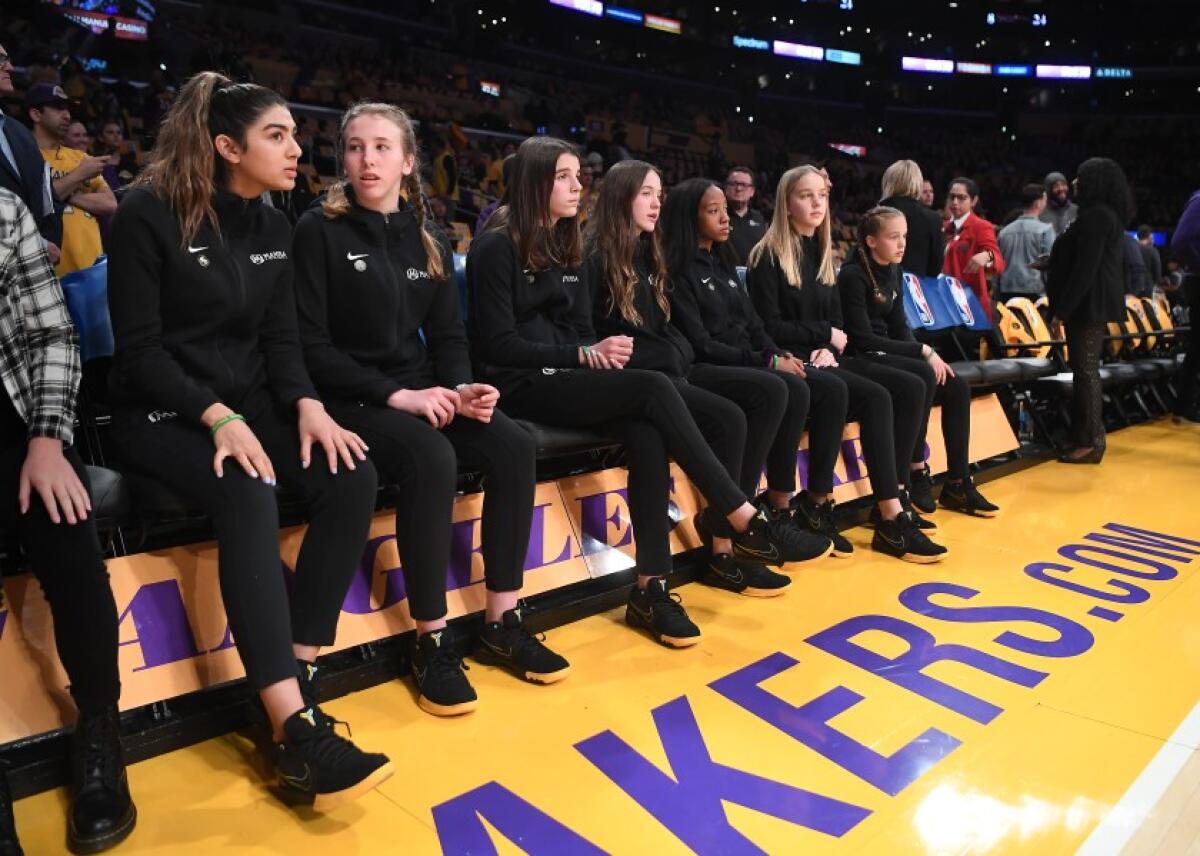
[771,354,779,370]
[209,413,245,438]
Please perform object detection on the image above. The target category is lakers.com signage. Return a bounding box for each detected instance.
[0,396,1017,745]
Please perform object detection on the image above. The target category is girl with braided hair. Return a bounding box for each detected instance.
[292,103,565,716]
[837,206,1000,537]
[748,166,946,563]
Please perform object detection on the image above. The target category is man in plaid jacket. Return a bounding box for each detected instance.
[0,188,135,855]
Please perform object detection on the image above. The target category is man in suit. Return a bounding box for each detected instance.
[0,45,62,263]
[942,177,1005,322]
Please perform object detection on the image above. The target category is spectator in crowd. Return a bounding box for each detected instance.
[1170,188,1200,423]
[724,165,767,266]
[879,159,943,277]
[578,157,598,226]
[27,84,114,276]
[1047,158,1131,462]
[94,119,137,186]
[429,135,458,218]
[0,189,137,855]
[996,183,1056,301]
[430,195,454,239]
[476,154,512,235]
[1137,224,1163,288]
[1123,231,1152,296]
[0,43,62,261]
[64,120,90,151]
[920,179,936,209]
[1041,170,1078,237]
[942,176,1005,321]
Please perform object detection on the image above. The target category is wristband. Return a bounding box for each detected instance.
[209,413,245,438]
[771,354,779,370]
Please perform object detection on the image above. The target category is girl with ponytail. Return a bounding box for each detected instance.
[747,166,946,563]
[837,205,1000,529]
[107,71,394,810]
[467,137,825,650]
[293,103,561,714]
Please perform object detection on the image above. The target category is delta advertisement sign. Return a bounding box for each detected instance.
[0,397,1017,745]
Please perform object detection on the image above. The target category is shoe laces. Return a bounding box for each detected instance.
[425,639,470,683]
[76,710,122,791]
[296,711,363,767]
[644,584,689,621]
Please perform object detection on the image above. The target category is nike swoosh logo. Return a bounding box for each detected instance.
[713,564,744,584]
[481,638,512,657]
[279,764,312,791]
[188,245,208,253]
[738,544,781,562]
[879,531,906,549]
[347,252,369,261]
[701,277,712,284]
[629,603,654,622]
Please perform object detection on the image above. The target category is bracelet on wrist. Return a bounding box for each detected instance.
[209,413,245,438]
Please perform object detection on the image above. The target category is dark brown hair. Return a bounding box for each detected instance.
[485,136,582,271]
[136,71,287,245]
[584,160,669,326]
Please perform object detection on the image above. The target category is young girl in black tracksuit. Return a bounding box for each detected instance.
[586,161,830,599]
[748,166,946,562]
[837,206,999,520]
[661,179,858,556]
[467,136,824,650]
[106,72,393,812]
[293,103,565,719]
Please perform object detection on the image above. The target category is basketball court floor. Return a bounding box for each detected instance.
[12,420,1200,854]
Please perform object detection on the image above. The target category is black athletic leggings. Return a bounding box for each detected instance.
[501,369,748,572]
[842,353,971,482]
[0,401,120,715]
[112,399,378,691]
[678,364,787,497]
[329,402,535,621]
[803,364,901,502]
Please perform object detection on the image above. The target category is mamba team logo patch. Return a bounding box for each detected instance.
[408,267,431,280]
[250,250,288,264]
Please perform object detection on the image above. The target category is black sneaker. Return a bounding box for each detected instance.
[791,492,854,558]
[626,577,702,648]
[939,477,999,518]
[870,491,937,534]
[698,508,832,567]
[872,513,949,564]
[475,604,571,685]
[699,553,791,597]
[275,706,394,812]
[908,464,936,513]
[412,627,478,716]
[0,764,21,856]
[68,706,136,854]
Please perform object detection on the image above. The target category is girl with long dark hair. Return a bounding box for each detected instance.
[748,166,946,562]
[1047,157,1132,463]
[838,206,1000,534]
[586,161,826,597]
[106,72,393,811]
[467,137,826,649]
[293,102,565,717]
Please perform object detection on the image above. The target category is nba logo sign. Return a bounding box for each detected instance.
[944,276,976,325]
[905,274,935,326]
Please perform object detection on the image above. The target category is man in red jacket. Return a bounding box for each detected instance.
[942,177,1005,321]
